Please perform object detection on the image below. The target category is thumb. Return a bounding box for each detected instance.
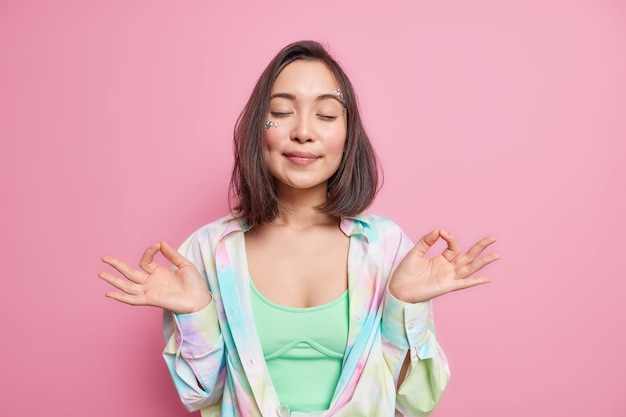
[159,241,191,269]
[411,229,441,258]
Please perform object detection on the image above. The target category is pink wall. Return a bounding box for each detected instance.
[1,0,624,416]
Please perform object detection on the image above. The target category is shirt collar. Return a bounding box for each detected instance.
[217,214,249,241]
[219,213,373,241]
[339,215,372,240]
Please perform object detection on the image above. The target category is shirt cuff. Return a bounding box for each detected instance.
[173,299,220,359]
[381,289,438,359]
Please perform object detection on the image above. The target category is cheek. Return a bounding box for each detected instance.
[326,129,347,156]
[324,120,347,151]
[262,130,283,175]
[330,136,346,153]
[263,129,282,152]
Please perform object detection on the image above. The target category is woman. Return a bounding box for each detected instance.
[99,40,499,416]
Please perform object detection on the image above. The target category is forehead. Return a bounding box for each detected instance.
[271,60,340,95]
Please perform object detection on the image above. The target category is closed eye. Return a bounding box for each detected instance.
[270,112,293,117]
[318,114,338,120]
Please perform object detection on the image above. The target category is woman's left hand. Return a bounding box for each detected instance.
[388,230,500,304]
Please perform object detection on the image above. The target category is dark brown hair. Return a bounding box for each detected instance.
[229,40,380,227]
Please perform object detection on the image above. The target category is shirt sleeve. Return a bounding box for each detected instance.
[382,291,439,360]
[161,229,227,412]
[379,223,450,416]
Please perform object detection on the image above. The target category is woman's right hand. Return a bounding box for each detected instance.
[99,241,212,314]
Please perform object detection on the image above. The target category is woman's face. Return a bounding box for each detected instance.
[264,60,347,196]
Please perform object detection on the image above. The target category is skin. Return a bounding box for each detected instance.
[99,60,500,384]
[245,60,349,308]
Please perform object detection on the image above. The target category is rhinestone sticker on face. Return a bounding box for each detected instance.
[331,89,344,102]
[332,89,347,112]
[264,120,280,130]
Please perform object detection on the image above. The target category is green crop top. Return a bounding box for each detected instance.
[249,280,349,412]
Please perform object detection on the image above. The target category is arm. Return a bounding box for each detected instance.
[382,291,449,416]
[382,228,499,416]
[162,300,226,411]
[99,238,227,411]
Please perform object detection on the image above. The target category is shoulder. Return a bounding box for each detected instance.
[345,213,406,237]
[179,213,245,251]
[341,213,406,243]
[346,213,414,267]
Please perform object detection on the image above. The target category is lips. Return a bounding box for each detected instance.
[284,151,319,165]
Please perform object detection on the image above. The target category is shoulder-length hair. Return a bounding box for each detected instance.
[229,40,380,227]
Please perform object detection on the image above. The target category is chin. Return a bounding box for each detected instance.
[279,179,329,193]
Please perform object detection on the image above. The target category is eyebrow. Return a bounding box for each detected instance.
[269,92,343,105]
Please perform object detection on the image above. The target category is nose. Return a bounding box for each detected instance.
[291,114,314,143]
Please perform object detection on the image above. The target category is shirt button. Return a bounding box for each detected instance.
[407,322,415,330]
[356,311,363,320]
[277,404,290,416]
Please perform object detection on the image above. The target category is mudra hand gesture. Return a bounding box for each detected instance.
[389,230,500,304]
[99,241,211,314]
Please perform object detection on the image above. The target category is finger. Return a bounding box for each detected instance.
[98,271,144,295]
[101,256,147,284]
[159,240,192,269]
[139,242,162,274]
[463,236,497,263]
[412,229,441,258]
[458,252,501,278]
[104,290,147,306]
[449,275,492,292]
[439,230,462,262]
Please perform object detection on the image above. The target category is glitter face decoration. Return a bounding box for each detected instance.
[264,120,280,130]
[332,89,347,113]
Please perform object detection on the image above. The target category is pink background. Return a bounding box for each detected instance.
[1,0,624,416]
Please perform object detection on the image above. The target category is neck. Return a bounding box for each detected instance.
[274,184,337,228]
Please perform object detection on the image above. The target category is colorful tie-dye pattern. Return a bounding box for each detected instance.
[162,214,450,416]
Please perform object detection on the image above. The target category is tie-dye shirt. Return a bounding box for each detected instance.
[162,213,450,417]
